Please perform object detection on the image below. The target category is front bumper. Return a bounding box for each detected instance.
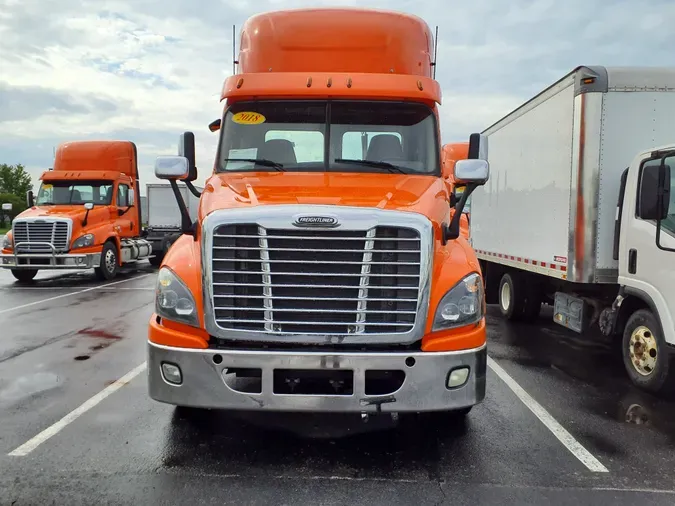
[0,251,101,269]
[147,341,487,413]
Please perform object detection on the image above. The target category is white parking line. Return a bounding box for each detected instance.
[8,362,147,457]
[0,274,152,315]
[487,356,609,473]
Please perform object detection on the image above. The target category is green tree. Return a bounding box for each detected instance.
[0,163,33,197]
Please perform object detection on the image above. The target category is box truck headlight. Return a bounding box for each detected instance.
[432,273,484,331]
[2,233,12,250]
[156,267,199,327]
[72,233,94,249]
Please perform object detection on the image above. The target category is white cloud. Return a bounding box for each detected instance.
[1,0,674,192]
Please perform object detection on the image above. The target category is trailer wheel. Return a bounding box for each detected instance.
[11,269,38,283]
[498,272,525,320]
[622,309,675,394]
[95,240,119,281]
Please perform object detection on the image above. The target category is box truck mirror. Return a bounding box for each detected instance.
[179,132,198,182]
[454,159,489,186]
[637,163,670,221]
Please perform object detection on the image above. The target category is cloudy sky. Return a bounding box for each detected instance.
[1,0,673,192]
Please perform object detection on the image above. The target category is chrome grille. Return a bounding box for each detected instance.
[211,224,422,335]
[13,220,70,253]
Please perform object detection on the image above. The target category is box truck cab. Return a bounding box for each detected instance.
[146,7,491,418]
[0,141,152,282]
[470,66,675,393]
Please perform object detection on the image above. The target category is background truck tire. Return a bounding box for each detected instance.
[95,240,119,281]
[11,269,38,283]
[622,309,675,394]
[521,280,543,323]
[149,253,164,267]
[498,272,526,320]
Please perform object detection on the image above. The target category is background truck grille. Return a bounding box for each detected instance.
[211,224,422,335]
[13,221,70,253]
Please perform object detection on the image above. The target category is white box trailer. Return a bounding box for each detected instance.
[145,182,202,265]
[470,66,675,393]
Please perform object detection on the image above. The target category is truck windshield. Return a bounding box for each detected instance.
[216,100,440,175]
[36,181,114,206]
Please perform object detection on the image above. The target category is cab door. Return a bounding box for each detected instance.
[114,183,135,239]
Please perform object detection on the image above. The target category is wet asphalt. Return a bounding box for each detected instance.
[1,263,675,505]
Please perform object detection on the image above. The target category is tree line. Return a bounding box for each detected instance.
[0,163,33,228]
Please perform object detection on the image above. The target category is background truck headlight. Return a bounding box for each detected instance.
[432,273,484,331]
[71,234,94,249]
[2,234,11,249]
[156,267,199,327]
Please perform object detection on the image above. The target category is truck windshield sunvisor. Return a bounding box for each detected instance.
[216,100,440,175]
[35,181,115,206]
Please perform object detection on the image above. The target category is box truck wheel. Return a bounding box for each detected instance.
[95,240,119,281]
[498,272,526,320]
[11,269,38,283]
[622,309,675,394]
[521,281,543,322]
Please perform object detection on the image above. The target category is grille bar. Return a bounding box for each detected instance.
[212,270,420,278]
[214,234,420,242]
[213,282,417,290]
[214,294,418,302]
[214,258,421,266]
[213,246,415,254]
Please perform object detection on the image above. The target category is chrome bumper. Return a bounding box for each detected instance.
[0,251,101,269]
[147,341,486,413]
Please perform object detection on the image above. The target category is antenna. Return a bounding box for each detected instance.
[232,24,238,75]
[432,25,439,79]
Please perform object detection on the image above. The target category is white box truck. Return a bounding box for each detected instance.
[145,183,202,266]
[470,66,675,393]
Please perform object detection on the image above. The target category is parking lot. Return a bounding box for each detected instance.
[1,261,675,505]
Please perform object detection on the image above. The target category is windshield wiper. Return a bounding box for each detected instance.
[222,158,285,171]
[334,158,407,174]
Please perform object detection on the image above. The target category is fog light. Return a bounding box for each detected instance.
[161,362,182,385]
[447,367,470,388]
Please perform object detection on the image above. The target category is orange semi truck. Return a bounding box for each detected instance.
[148,7,491,418]
[0,141,152,281]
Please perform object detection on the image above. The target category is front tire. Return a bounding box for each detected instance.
[11,269,38,283]
[95,240,119,281]
[622,309,675,394]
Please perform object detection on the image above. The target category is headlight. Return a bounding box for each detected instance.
[432,273,484,331]
[156,267,199,327]
[2,233,11,249]
[72,234,95,249]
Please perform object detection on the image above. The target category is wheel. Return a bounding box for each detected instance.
[622,309,675,394]
[95,240,119,281]
[149,254,163,267]
[498,272,526,320]
[11,269,38,283]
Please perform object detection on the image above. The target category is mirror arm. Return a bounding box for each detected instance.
[185,180,202,198]
[442,183,477,244]
[82,209,90,227]
[170,179,194,236]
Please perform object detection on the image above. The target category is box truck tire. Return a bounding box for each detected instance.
[622,309,675,394]
[11,269,38,283]
[95,241,119,281]
[499,272,526,320]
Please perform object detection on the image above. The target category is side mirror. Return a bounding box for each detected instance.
[2,203,12,211]
[179,132,198,182]
[83,202,94,211]
[128,188,136,207]
[155,156,190,180]
[454,159,490,186]
[637,163,670,221]
[468,133,488,160]
[209,119,221,132]
[26,190,34,208]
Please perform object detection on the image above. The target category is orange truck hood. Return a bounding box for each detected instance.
[16,205,89,220]
[200,172,450,221]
